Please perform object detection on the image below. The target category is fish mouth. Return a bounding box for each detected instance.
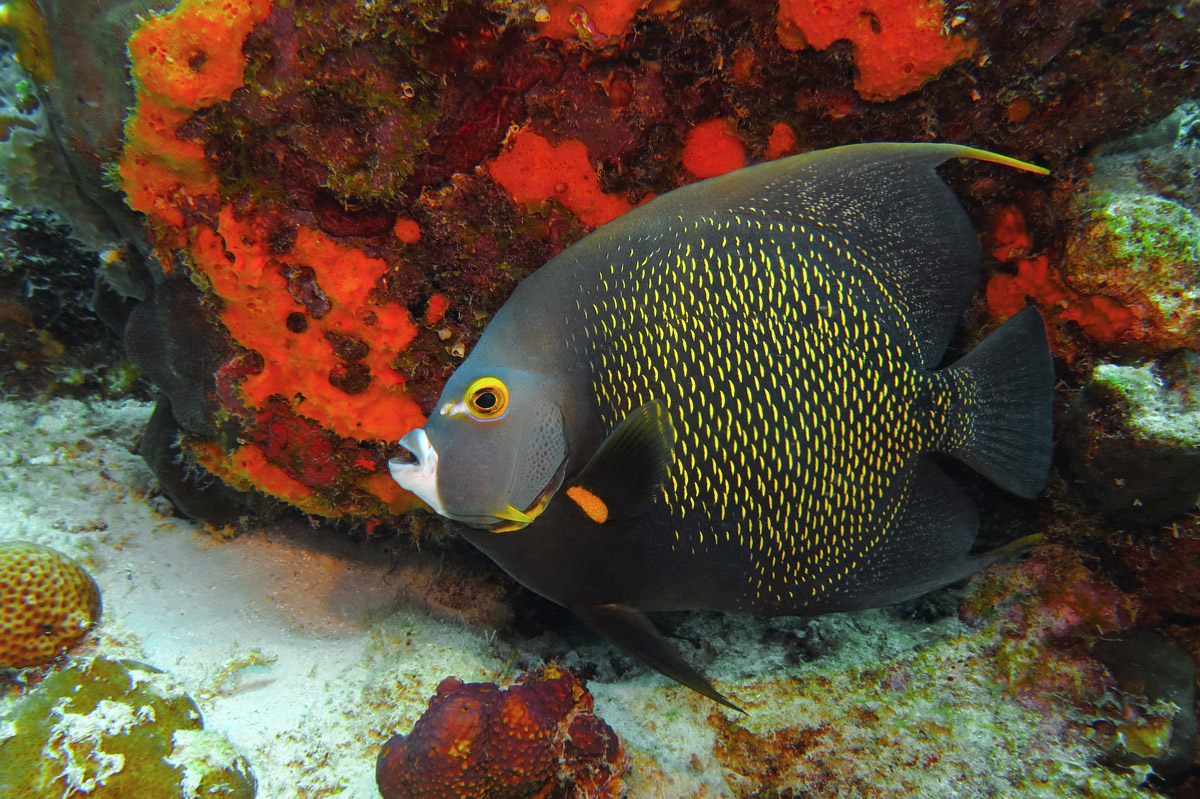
[485,455,569,533]
[388,428,446,516]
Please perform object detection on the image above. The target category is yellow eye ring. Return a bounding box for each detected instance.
[464,376,509,421]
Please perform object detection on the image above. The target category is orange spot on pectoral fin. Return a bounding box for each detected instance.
[566,485,609,524]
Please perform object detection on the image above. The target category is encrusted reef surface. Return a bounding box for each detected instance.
[0,36,137,399]
[1,0,1200,797]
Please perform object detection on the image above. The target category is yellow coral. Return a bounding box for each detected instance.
[0,0,53,83]
[0,541,101,667]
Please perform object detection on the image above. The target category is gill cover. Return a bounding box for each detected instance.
[391,368,569,530]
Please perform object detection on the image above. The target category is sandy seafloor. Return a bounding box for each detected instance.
[0,397,1164,799]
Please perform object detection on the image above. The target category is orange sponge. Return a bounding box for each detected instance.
[127,0,273,110]
[987,204,1035,262]
[776,0,975,102]
[986,255,1141,352]
[764,122,798,161]
[119,0,271,256]
[194,208,424,443]
[536,0,645,41]
[118,0,432,519]
[487,129,634,228]
[0,542,101,668]
[682,119,746,179]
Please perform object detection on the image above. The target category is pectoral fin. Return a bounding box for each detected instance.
[574,602,744,713]
[563,400,675,524]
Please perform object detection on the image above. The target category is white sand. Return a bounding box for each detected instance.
[0,397,502,798]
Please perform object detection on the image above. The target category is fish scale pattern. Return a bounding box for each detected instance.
[573,210,957,611]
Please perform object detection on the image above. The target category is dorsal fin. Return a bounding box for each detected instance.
[670,143,1049,368]
[485,143,1047,372]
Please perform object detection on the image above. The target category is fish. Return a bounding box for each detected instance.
[389,142,1054,710]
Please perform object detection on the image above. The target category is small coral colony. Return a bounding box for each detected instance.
[1,0,1199,797]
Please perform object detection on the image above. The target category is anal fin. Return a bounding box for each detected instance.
[844,457,983,608]
[850,459,1043,611]
[574,603,744,713]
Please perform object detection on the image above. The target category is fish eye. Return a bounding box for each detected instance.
[464,376,509,421]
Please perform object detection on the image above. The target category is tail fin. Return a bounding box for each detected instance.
[941,306,1054,498]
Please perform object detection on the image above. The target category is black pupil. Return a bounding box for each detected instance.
[475,390,497,410]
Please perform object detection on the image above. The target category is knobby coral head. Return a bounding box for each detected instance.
[0,541,101,668]
[376,666,627,799]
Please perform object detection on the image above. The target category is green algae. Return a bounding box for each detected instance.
[0,657,255,798]
[1087,191,1200,267]
[1066,191,1200,334]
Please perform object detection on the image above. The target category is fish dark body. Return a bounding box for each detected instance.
[390,143,1054,708]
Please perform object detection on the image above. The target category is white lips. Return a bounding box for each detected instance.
[389,429,447,516]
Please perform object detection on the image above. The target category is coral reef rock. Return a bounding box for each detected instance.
[1093,629,1199,781]
[0,541,101,668]
[0,656,256,798]
[0,208,134,399]
[1062,358,1200,525]
[376,666,627,799]
[1063,101,1200,356]
[0,39,117,248]
[985,100,1200,364]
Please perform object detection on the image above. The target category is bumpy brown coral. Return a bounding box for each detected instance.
[376,666,627,799]
[0,541,101,667]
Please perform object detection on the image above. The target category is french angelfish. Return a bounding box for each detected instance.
[389,143,1054,710]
